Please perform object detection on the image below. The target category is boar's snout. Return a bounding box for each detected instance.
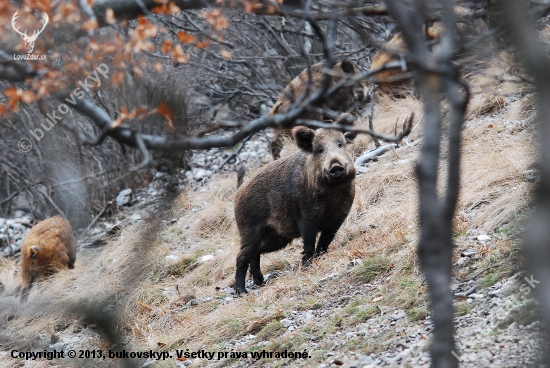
[329,162,345,178]
[324,154,354,183]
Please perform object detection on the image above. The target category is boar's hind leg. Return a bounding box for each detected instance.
[249,253,263,286]
[252,233,291,286]
[236,231,262,294]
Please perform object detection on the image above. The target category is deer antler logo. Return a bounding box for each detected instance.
[11,11,49,54]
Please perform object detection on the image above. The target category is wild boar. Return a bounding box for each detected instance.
[234,127,356,293]
[370,24,443,96]
[18,216,76,295]
[270,59,367,160]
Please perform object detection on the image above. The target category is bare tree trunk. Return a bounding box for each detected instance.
[385,1,469,366]
[499,0,550,364]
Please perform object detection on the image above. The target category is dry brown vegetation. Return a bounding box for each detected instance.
[0,51,536,367]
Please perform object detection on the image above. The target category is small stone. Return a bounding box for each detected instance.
[461,249,478,257]
[200,254,214,263]
[469,293,485,299]
[319,272,341,283]
[194,168,208,180]
[280,318,293,328]
[116,189,133,207]
[477,234,491,242]
[390,310,406,321]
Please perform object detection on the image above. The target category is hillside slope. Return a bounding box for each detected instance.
[0,52,541,368]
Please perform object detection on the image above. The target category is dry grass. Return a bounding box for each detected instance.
[0,52,537,367]
[464,50,532,119]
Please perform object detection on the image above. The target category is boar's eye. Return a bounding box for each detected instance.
[317,146,324,154]
[337,142,343,148]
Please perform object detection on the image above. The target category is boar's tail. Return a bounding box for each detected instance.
[237,164,247,189]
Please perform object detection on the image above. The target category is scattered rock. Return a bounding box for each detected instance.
[477,234,491,242]
[116,188,133,207]
[199,254,215,263]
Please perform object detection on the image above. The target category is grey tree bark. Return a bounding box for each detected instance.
[385,1,469,366]
[499,0,550,364]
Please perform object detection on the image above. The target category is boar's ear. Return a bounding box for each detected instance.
[339,59,356,75]
[29,245,40,258]
[293,126,315,153]
[344,131,357,144]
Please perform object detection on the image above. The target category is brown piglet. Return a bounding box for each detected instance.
[18,216,76,297]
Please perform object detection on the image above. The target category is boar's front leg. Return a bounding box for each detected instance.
[300,219,317,266]
[314,229,338,256]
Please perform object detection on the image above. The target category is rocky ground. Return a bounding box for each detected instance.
[200,235,543,368]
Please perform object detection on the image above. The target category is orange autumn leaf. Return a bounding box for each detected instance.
[202,9,229,32]
[133,67,143,77]
[162,39,173,53]
[244,1,268,13]
[171,44,189,63]
[105,8,116,24]
[220,49,231,59]
[158,102,176,132]
[195,41,210,49]
[177,31,195,44]
[34,1,52,12]
[135,106,150,117]
[112,105,153,128]
[138,16,147,25]
[88,40,100,50]
[82,19,98,31]
[152,2,181,14]
[3,87,37,112]
[157,342,166,348]
[20,91,36,104]
[169,3,181,13]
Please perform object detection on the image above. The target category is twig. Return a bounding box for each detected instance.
[0,187,26,206]
[37,187,66,218]
[217,134,253,172]
[129,132,155,171]
[79,201,113,239]
[404,115,424,145]
[367,87,380,147]
[461,262,504,282]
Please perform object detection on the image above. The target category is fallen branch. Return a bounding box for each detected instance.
[461,262,504,282]
[354,144,397,168]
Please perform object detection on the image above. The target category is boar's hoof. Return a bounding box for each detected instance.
[235,286,248,294]
[301,257,313,268]
[329,163,345,178]
[253,273,264,286]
